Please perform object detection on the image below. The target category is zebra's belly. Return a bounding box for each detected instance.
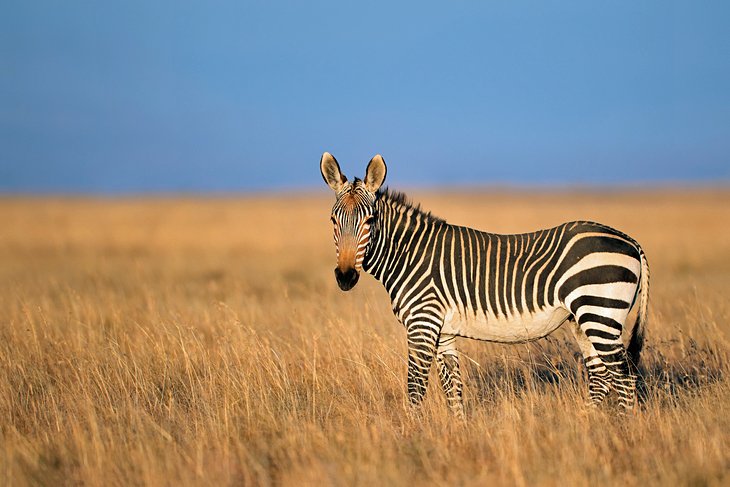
[441,307,571,343]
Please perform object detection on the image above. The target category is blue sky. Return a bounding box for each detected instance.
[1,1,729,193]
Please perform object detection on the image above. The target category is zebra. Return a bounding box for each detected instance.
[320,152,649,416]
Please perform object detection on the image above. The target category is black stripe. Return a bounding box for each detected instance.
[585,329,620,340]
[441,227,456,305]
[578,313,623,331]
[599,350,627,363]
[593,342,623,353]
[513,235,524,315]
[488,234,499,315]
[453,228,470,314]
[477,233,490,314]
[497,235,508,316]
[505,235,515,315]
[465,229,478,315]
[558,265,638,302]
[569,295,630,315]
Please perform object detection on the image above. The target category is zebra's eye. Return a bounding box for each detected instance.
[364,215,374,224]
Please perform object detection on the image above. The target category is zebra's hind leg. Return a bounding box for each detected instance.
[436,334,465,418]
[577,313,637,411]
[569,319,612,407]
[599,347,637,411]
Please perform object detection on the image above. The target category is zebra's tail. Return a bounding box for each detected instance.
[627,247,649,373]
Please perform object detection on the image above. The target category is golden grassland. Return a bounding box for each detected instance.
[1,188,729,486]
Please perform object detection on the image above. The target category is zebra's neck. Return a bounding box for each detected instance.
[362,190,444,289]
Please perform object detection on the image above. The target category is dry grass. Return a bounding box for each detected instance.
[1,188,729,486]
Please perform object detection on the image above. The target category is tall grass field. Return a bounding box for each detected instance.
[1,189,729,486]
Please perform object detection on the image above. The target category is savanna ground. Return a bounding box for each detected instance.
[1,188,729,486]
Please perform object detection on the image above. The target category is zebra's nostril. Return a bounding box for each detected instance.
[335,267,359,291]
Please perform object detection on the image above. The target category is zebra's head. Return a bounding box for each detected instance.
[320,152,387,291]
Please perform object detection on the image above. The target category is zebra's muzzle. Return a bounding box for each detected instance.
[335,267,359,291]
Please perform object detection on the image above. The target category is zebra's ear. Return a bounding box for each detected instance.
[364,154,387,193]
[320,152,347,192]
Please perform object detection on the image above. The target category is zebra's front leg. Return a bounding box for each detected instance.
[436,334,465,419]
[405,322,439,411]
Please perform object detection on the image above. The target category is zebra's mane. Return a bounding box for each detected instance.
[376,187,445,223]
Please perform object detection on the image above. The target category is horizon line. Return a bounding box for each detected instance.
[1,180,729,199]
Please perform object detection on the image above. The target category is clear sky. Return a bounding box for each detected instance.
[1,1,729,193]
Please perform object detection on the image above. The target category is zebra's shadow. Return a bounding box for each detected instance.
[635,339,726,405]
[461,339,584,404]
[461,336,726,407]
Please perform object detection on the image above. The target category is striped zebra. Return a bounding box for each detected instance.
[321,152,649,416]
